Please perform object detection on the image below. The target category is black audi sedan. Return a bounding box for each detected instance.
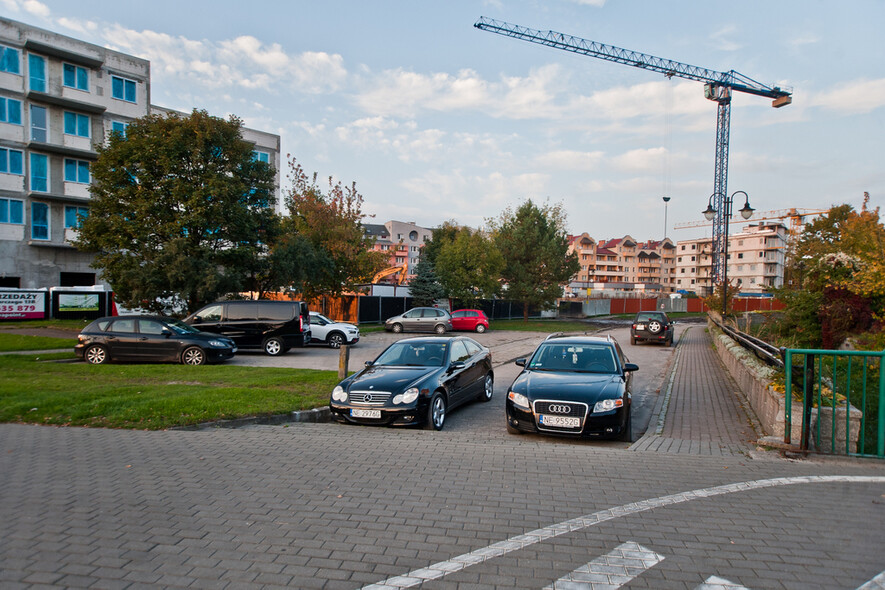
[74,315,237,365]
[329,336,493,430]
[505,335,638,441]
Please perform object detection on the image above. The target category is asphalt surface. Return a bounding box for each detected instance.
[2,323,885,589]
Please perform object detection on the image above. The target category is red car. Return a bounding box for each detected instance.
[450,309,490,333]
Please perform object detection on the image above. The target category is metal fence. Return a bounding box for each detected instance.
[784,348,884,458]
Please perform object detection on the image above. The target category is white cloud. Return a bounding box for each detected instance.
[535,150,605,171]
[811,78,885,114]
[612,147,669,173]
[568,0,606,5]
[709,25,742,52]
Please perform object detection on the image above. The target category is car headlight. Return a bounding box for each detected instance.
[508,391,530,409]
[208,339,228,348]
[594,398,624,413]
[392,387,420,405]
[331,386,347,402]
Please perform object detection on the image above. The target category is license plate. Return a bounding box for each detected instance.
[540,414,581,428]
[635,325,645,330]
[351,408,381,419]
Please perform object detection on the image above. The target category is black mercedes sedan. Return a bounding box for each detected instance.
[505,335,638,441]
[329,336,493,430]
[74,315,237,365]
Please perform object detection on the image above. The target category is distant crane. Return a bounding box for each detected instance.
[474,17,792,283]
[674,207,830,237]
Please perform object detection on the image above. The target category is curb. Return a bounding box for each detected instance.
[171,407,332,431]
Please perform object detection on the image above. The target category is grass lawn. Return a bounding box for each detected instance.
[0,333,77,352]
[0,353,339,430]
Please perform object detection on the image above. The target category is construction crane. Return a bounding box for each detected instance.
[474,17,792,283]
[674,207,830,236]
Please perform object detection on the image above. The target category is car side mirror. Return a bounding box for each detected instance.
[623,363,639,372]
[515,358,526,367]
[162,328,173,338]
[449,361,465,372]
[365,360,374,367]
[192,316,202,324]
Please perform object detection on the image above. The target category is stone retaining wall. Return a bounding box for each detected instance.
[708,320,861,453]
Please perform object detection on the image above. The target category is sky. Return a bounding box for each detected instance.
[5,0,883,241]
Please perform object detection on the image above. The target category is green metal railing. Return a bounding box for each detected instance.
[784,349,885,458]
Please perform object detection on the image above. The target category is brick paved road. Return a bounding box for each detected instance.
[2,325,885,589]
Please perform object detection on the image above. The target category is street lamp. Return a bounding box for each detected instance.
[703,190,754,315]
[662,196,671,294]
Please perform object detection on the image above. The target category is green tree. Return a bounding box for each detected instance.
[409,258,446,306]
[434,227,503,303]
[74,109,277,314]
[282,157,387,300]
[421,220,461,267]
[489,200,579,320]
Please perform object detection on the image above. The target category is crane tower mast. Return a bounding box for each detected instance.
[474,17,792,284]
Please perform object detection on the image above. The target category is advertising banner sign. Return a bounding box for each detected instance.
[58,293,99,312]
[0,291,46,320]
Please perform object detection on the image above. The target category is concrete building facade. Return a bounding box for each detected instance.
[0,17,280,290]
[567,234,675,295]
[364,220,433,283]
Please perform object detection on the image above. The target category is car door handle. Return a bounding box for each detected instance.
[138,337,149,341]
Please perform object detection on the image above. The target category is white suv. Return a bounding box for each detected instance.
[309,312,360,348]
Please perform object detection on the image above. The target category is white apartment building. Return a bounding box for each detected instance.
[0,17,280,289]
[674,222,788,295]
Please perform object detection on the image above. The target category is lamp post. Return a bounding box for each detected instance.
[662,196,671,294]
[703,190,754,315]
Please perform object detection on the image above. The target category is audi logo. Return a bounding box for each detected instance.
[548,404,572,414]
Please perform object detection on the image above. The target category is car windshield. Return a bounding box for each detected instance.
[636,313,665,322]
[165,318,201,334]
[373,341,448,367]
[527,343,617,373]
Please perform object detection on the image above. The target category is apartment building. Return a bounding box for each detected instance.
[673,222,788,295]
[567,234,675,295]
[0,17,280,289]
[364,220,433,282]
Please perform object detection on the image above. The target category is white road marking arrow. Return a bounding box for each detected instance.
[695,575,751,589]
[541,542,664,590]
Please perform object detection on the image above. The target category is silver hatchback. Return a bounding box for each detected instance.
[384,307,452,334]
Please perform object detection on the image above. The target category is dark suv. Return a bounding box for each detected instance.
[630,311,674,346]
[184,300,311,356]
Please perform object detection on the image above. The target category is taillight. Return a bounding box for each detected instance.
[299,316,303,331]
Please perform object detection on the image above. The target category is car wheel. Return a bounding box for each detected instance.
[391,323,403,334]
[478,373,494,402]
[85,344,108,365]
[327,332,345,349]
[631,337,638,345]
[647,320,663,334]
[475,323,487,333]
[264,337,284,356]
[182,346,206,365]
[425,392,446,430]
[434,324,446,334]
[620,407,633,442]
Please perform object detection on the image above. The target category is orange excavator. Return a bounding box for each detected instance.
[371,264,408,285]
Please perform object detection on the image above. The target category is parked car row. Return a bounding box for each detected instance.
[74,303,486,365]
[330,333,637,440]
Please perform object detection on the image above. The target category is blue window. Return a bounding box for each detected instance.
[0,46,20,74]
[31,202,49,240]
[0,148,24,175]
[253,150,270,164]
[0,97,22,124]
[64,112,90,137]
[28,54,45,92]
[30,153,48,192]
[64,159,90,184]
[64,205,88,228]
[111,120,128,137]
[63,63,89,91]
[30,105,47,142]
[0,198,24,224]
[111,75,137,102]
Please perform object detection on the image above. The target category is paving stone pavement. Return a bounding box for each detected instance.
[2,326,885,589]
[630,325,760,456]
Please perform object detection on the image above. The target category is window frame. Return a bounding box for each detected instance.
[28,54,46,92]
[0,97,22,125]
[64,158,90,184]
[31,201,49,240]
[64,205,88,229]
[63,111,90,138]
[111,75,137,103]
[62,63,89,91]
[0,45,21,75]
[0,147,24,175]
[29,153,49,193]
[0,197,24,224]
[30,104,48,142]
